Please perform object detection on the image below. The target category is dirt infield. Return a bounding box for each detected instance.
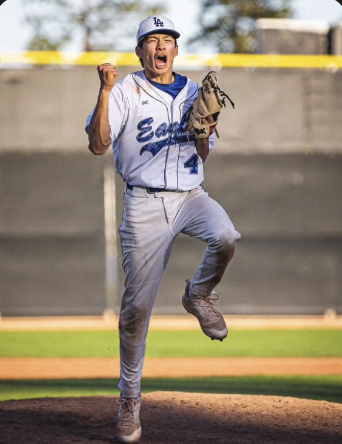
[1,392,342,443]
[1,357,342,379]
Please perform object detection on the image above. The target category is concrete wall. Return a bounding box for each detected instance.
[0,66,341,315]
[114,154,342,315]
[0,152,107,316]
[1,67,342,154]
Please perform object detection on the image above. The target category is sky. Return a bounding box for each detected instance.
[0,0,341,53]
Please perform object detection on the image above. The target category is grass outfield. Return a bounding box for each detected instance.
[1,329,342,358]
[1,376,342,404]
[1,330,341,404]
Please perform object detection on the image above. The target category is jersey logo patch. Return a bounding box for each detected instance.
[136,112,195,157]
[153,17,164,27]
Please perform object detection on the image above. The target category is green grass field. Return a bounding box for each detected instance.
[1,329,342,403]
[2,376,342,404]
[1,329,342,358]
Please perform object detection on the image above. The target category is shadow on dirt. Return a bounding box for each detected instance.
[1,393,342,444]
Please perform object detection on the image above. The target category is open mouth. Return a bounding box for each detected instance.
[155,55,167,69]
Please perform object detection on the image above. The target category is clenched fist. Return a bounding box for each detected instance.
[97,63,118,91]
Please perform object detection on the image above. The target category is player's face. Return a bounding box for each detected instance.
[136,34,178,82]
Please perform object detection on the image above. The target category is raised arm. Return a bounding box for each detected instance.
[88,63,118,155]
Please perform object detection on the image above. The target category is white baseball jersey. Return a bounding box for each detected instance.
[86,70,215,191]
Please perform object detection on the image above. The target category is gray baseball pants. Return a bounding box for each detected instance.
[118,185,241,398]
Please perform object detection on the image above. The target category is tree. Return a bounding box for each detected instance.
[25,0,165,52]
[188,0,292,53]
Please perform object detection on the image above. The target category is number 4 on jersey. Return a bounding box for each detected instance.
[184,154,199,174]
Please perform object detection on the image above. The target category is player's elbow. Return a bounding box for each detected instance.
[88,141,109,156]
[195,139,210,162]
[89,146,104,155]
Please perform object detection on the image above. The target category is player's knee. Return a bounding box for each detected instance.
[119,304,149,338]
[219,231,236,256]
[211,226,240,256]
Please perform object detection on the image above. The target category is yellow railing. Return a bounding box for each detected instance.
[1,52,342,69]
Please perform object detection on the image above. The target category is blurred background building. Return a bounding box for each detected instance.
[257,18,342,55]
[257,19,330,54]
[331,22,342,54]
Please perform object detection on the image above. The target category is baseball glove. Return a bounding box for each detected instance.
[188,71,235,139]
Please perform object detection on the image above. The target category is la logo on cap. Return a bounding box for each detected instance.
[153,17,164,27]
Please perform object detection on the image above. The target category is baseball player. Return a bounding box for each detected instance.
[86,16,240,444]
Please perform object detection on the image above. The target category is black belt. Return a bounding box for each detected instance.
[127,184,176,194]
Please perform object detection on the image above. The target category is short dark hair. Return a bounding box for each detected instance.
[137,39,145,68]
[137,35,178,68]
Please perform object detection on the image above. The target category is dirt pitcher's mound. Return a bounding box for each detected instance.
[1,392,342,444]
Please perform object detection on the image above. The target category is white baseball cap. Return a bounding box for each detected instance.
[136,16,180,44]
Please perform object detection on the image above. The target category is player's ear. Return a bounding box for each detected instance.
[135,45,142,58]
[175,44,178,57]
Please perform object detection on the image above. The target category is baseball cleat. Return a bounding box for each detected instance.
[182,279,228,340]
[116,396,142,444]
